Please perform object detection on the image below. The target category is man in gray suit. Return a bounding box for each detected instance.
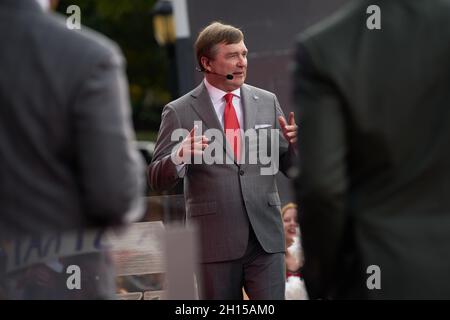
[294,0,450,299]
[148,22,298,299]
[0,0,145,299]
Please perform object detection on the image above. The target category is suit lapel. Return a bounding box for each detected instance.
[241,84,259,169]
[190,83,223,131]
[242,84,258,132]
[190,83,237,165]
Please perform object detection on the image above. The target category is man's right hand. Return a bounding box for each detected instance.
[175,125,209,164]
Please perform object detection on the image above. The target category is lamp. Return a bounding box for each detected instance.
[152,0,176,46]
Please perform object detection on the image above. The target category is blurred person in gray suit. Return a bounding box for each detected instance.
[0,0,145,299]
[294,0,450,299]
[148,22,298,299]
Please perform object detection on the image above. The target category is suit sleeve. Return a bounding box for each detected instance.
[293,41,349,299]
[73,46,145,226]
[147,104,184,192]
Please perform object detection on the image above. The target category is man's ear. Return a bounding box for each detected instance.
[200,56,212,72]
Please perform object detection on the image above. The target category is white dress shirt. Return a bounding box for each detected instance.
[204,78,243,129]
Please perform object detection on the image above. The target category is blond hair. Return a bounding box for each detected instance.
[281,202,298,218]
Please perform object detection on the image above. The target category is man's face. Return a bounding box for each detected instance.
[204,40,248,92]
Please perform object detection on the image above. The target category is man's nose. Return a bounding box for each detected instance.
[237,56,247,67]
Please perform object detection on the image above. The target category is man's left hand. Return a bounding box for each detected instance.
[278,112,298,145]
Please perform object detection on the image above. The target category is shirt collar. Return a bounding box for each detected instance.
[204,78,241,105]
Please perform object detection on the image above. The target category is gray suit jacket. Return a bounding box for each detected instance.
[0,0,145,298]
[149,82,294,263]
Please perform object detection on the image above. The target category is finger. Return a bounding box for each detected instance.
[191,150,205,156]
[189,125,199,138]
[185,127,198,149]
[286,131,297,138]
[290,137,297,144]
[197,142,209,150]
[278,116,287,129]
[284,125,298,132]
[187,135,208,144]
[192,137,209,146]
[192,141,207,150]
[288,112,295,126]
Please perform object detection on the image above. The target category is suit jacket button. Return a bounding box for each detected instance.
[239,170,244,176]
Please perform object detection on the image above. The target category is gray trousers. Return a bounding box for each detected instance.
[199,227,285,300]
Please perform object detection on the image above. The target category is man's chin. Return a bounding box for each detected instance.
[227,80,245,91]
[233,78,245,86]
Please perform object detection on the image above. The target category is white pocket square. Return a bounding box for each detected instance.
[254,124,272,129]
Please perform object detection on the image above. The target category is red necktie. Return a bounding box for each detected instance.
[223,93,241,161]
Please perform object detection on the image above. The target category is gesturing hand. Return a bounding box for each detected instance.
[278,112,298,145]
[176,125,209,164]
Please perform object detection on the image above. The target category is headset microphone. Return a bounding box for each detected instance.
[196,67,234,80]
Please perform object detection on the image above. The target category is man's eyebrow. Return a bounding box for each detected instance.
[226,50,248,56]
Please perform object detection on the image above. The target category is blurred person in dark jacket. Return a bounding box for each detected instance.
[294,0,450,299]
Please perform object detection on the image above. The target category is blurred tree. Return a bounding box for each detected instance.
[56,0,171,135]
